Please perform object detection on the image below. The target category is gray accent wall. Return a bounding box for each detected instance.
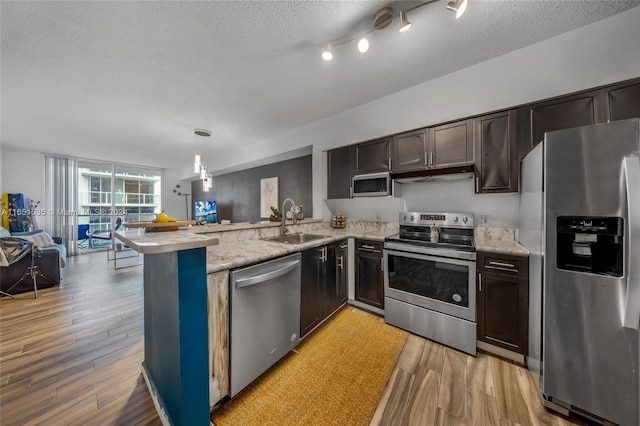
[191,155,312,223]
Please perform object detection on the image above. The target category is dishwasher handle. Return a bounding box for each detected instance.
[235,259,301,288]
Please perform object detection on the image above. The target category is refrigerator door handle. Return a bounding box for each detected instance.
[623,155,640,330]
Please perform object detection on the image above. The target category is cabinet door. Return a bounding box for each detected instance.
[474,110,518,193]
[327,146,353,199]
[606,81,640,121]
[354,139,390,174]
[321,243,337,318]
[301,248,321,338]
[335,240,348,308]
[391,129,427,172]
[517,91,605,158]
[355,241,384,309]
[430,119,473,168]
[477,271,528,354]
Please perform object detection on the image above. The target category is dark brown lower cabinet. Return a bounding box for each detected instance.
[477,252,529,355]
[300,240,347,338]
[355,240,384,309]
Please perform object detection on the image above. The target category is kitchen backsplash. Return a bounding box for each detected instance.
[326,179,520,227]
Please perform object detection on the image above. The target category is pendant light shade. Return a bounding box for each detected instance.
[202,177,210,192]
[200,165,206,180]
[193,153,201,173]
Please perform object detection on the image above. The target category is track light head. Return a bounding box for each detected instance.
[446,0,468,18]
[322,44,333,61]
[357,38,369,53]
[399,10,412,32]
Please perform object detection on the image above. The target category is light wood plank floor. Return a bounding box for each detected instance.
[2,251,596,425]
[371,333,597,426]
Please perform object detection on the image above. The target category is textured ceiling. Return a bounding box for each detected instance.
[1,1,638,171]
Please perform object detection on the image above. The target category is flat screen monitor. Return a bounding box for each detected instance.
[195,200,217,223]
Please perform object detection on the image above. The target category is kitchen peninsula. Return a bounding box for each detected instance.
[116,219,398,426]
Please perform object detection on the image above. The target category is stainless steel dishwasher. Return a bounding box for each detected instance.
[230,253,301,397]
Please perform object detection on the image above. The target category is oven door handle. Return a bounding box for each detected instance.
[383,248,476,267]
[383,244,477,263]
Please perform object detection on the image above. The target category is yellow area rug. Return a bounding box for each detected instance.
[212,306,408,426]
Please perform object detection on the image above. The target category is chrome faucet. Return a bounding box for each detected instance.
[280,198,298,235]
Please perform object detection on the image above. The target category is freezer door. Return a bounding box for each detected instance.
[542,119,640,426]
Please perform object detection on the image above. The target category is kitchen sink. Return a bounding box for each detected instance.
[264,233,331,245]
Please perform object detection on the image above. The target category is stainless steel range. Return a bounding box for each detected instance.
[384,212,477,355]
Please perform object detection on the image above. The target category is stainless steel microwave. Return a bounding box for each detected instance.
[352,172,391,197]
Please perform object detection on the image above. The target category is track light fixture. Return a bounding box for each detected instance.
[446,0,468,18]
[320,0,467,61]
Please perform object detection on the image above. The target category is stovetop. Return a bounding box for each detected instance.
[386,211,475,252]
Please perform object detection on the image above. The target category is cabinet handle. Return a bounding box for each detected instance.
[381,256,384,272]
[389,157,392,171]
[429,151,433,167]
[485,265,519,273]
[320,246,327,262]
[359,247,381,253]
[475,176,479,193]
[338,255,343,269]
[478,271,482,292]
[424,152,428,167]
[339,244,348,249]
[488,261,515,268]
[362,244,376,250]
[350,186,353,198]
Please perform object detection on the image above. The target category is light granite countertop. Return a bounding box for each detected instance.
[115,228,219,254]
[474,226,530,256]
[206,224,397,274]
[189,218,323,234]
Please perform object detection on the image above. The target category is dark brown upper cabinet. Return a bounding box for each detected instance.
[517,90,607,158]
[604,80,640,122]
[474,110,518,193]
[354,138,390,175]
[391,129,428,173]
[430,119,474,169]
[327,146,353,199]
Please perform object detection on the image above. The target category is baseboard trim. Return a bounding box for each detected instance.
[348,300,384,316]
[477,341,526,365]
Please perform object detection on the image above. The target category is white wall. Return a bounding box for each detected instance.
[1,147,45,206]
[249,6,640,221]
[164,168,193,219]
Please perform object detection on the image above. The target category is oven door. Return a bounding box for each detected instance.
[384,248,476,322]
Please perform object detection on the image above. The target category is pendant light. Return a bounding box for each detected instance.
[193,153,201,173]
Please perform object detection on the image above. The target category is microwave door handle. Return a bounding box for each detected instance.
[623,155,640,330]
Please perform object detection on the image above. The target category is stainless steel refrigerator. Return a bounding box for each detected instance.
[522,118,640,425]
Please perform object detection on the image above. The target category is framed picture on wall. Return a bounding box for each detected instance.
[260,177,279,219]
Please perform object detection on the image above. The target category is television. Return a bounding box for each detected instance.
[195,200,217,223]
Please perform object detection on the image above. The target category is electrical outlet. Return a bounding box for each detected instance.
[375,212,381,223]
[480,215,490,226]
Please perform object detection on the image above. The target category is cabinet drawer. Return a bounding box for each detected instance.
[356,240,383,253]
[478,252,528,277]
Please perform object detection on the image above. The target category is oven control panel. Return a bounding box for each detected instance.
[399,211,474,228]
